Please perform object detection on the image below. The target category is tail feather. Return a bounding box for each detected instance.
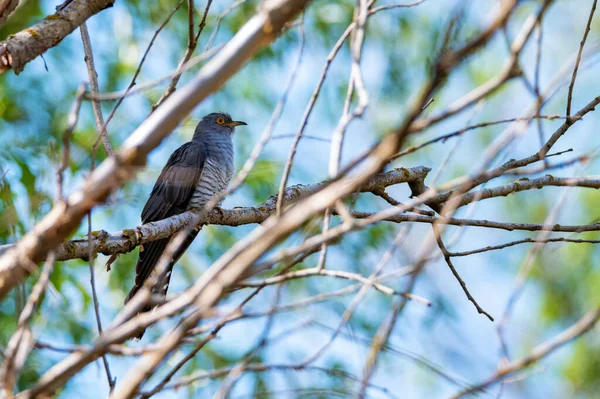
[125,238,170,304]
[125,229,201,339]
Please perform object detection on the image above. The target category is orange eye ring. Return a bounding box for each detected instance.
[216,117,225,125]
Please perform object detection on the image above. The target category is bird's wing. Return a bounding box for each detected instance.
[126,141,207,305]
[141,141,207,223]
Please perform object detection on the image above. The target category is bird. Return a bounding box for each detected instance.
[125,112,246,337]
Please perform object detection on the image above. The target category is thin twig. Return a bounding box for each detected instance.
[87,211,115,391]
[299,227,412,367]
[96,0,185,141]
[449,237,600,257]
[140,289,264,399]
[565,0,597,119]
[433,224,494,321]
[56,84,86,202]
[80,22,114,157]
[204,0,248,51]
[533,20,547,154]
[85,45,222,102]
[356,297,405,399]
[214,286,284,398]
[275,22,354,217]
[391,115,563,161]
[150,0,214,112]
[237,266,430,305]
[166,364,400,399]
[0,253,55,396]
[451,307,600,399]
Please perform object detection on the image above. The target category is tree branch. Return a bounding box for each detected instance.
[0,0,116,75]
[0,253,55,396]
[440,174,600,210]
[352,211,600,233]
[0,167,430,262]
[3,169,599,265]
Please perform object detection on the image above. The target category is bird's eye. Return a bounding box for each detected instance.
[216,117,225,125]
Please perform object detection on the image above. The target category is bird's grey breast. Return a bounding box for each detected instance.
[189,135,234,209]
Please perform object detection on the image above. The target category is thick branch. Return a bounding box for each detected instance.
[4,170,600,263]
[0,0,311,302]
[0,0,116,75]
[0,167,431,262]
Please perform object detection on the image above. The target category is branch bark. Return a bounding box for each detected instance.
[4,168,599,263]
[5,168,599,270]
[0,0,311,302]
[0,0,116,75]
[0,167,430,261]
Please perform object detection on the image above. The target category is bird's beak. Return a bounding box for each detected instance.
[227,121,247,127]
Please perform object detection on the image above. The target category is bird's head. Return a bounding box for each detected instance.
[194,112,247,139]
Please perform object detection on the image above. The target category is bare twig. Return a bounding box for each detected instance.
[391,115,563,161]
[565,0,597,119]
[449,237,600,257]
[0,253,55,396]
[56,85,86,202]
[96,0,185,141]
[80,22,115,157]
[237,266,430,305]
[369,0,426,14]
[356,297,405,399]
[451,307,600,399]
[352,211,600,233]
[275,22,353,217]
[433,224,493,321]
[140,289,264,399]
[87,212,115,392]
[150,0,214,112]
[166,364,399,399]
[533,20,546,152]
[204,0,248,51]
[85,45,222,102]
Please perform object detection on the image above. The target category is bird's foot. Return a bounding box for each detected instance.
[214,206,225,218]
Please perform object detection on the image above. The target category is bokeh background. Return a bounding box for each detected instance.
[1,0,599,397]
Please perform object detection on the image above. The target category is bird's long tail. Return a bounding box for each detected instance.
[125,228,200,338]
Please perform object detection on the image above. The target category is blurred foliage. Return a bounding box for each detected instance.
[564,339,600,396]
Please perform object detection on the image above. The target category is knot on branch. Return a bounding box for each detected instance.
[121,228,141,249]
[0,43,12,73]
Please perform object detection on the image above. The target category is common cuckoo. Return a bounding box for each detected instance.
[125,112,246,337]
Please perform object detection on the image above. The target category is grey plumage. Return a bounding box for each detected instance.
[125,112,245,338]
